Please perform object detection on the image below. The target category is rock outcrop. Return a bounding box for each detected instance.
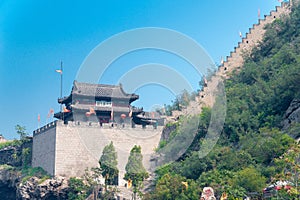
[0,168,69,200]
[282,99,300,130]
[17,176,69,200]
[0,139,32,167]
[0,168,19,200]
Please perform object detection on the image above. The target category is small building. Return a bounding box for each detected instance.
[32,81,164,184]
[54,81,160,127]
[0,135,6,143]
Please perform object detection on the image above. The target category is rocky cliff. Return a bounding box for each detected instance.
[282,99,300,137]
[0,167,19,200]
[0,167,69,200]
[0,139,32,167]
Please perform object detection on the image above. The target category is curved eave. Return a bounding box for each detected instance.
[129,95,139,103]
[58,95,72,104]
[132,116,157,125]
[72,93,139,101]
[54,111,72,120]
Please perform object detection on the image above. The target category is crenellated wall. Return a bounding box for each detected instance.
[218,1,290,76]
[32,120,163,186]
[169,1,293,119]
[198,1,291,108]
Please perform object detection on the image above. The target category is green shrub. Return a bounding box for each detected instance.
[21,167,50,183]
[0,140,22,150]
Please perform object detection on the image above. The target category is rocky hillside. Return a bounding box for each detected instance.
[147,1,300,199]
[0,167,68,200]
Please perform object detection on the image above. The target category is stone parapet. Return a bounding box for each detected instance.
[170,1,292,120]
[32,120,163,186]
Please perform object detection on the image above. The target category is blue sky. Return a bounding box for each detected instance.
[0,0,281,139]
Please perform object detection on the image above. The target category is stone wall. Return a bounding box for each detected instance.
[217,2,290,76]
[32,120,163,186]
[32,122,56,176]
[168,1,293,122]
[174,1,292,114]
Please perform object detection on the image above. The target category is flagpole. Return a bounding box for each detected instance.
[60,61,63,98]
[60,61,64,121]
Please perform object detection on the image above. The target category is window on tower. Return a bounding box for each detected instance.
[96,101,112,107]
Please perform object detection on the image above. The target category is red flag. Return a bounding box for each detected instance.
[63,107,71,113]
[47,108,54,118]
[89,107,95,114]
[258,8,260,18]
[110,107,114,120]
[86,107,95,117]
[38,114,40,122]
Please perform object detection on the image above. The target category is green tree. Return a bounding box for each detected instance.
[232,167,266,193]
[68,177,89,200]
[15,125,28,141]
[21,147,31,167]
[124,145,149,200]
[145,173,201,200]
[99,141,118,187]
[198,169,247,199]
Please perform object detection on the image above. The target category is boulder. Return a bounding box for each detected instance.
[282,99,300,130]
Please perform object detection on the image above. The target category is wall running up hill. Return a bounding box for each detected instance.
[170,1,292,120]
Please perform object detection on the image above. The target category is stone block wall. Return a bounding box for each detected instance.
[32,121,163,186]
[167,1,293,122]
[32,123,56,175]
[217,2,290,76]
[198,1,291,108]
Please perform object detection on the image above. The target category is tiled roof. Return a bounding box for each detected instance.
[72,81,139,100]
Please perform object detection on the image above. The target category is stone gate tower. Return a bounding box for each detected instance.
[32,81,164,186]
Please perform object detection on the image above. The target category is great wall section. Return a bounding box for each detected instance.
[171,1,292,119]
[27,1,297,199]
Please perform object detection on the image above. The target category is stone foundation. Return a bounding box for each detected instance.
[32,121,163,186]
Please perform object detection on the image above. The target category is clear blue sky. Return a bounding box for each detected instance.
[0,0,282,139]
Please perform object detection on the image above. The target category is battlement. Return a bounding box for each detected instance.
[218,1,290,76]
[32,119,164,184]
[33,119,163,137]
[33,121,57,136]
[196,1,292,108]
[171,1,293,117]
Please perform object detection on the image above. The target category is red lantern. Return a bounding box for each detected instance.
[121,114,126,119]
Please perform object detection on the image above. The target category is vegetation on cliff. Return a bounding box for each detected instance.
[146,2,300,199]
